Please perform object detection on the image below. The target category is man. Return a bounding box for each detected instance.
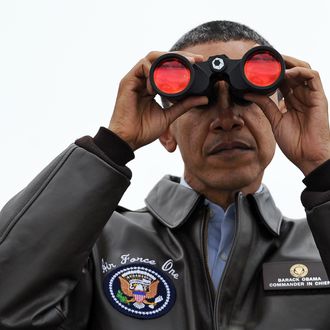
[1,20,330,330]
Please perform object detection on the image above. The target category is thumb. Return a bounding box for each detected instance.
[244,94,284,131]
[164,96,209,124]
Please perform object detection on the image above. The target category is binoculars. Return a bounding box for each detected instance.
[149,46,285,104]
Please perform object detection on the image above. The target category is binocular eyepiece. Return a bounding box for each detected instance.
[149,46,285,104]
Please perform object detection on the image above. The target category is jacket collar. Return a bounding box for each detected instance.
[145,175,282,236]
[145,175,202,229]
[247,185,283,236]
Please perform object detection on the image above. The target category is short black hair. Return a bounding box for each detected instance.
[170,20,272,51]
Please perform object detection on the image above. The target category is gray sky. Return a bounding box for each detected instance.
[1,0,329,218]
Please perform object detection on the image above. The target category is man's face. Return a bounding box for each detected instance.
[161,40,277,198]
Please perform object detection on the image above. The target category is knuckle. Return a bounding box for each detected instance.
[118,75,134,90]
[118,77,127,89]
[146,51,157,58]
[138,57,148,69]
[119,71,131,84]
[145,51,164,62]
[302,61,311,69]
[312,69,320,78]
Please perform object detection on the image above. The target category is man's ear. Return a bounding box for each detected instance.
[159,126,177,153]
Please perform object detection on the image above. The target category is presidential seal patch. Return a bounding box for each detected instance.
[104,263,176,319]
[290,263,309,278]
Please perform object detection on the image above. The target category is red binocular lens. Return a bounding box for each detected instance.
[152,59,191,95]
[150,46,285,102]
[243,50,283,87]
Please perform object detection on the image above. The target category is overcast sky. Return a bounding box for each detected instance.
[1,0,329,218]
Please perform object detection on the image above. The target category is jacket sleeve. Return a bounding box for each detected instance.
[0,135,132,328]
[301,159,330,277]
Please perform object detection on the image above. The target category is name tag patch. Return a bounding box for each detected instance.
[103,263,176,319]
[263,261,330,291]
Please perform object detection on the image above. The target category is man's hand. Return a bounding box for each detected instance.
[108,51,208,151]
[244,55,330,176]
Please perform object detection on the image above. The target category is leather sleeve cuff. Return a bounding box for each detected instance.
[93,127,134,166]
[74,127,134,179]
[302,159,330,191]
[301,159,330,210]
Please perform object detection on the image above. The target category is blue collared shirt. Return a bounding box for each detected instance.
[205,200,236,289]
[180,178,262,289]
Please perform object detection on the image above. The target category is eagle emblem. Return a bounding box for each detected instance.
[104,263,176,319]
[118,276,163,309]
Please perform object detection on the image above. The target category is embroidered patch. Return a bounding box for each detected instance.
[104,263,176,319]
[263,261,330,291]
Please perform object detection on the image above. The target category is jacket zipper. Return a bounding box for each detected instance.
[213,194,241,330]
[200,206,216,328]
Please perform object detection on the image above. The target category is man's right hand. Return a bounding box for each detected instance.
[108,51,209,151]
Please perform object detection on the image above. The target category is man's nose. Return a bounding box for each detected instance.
[209,81,245,132]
